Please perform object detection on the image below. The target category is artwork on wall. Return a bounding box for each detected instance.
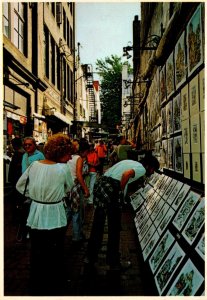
[195,233,205,260]
[167,138,173,170]
[192,153,201,183]
[166,101,173,137]
[155,242,185,295]
[167,259,204,296]
[173,94,181,133]
[174,136,183,173]
[190,113,201,153]
[161,140,168,168]
[183,153,191,179]
[187,4,203,77]
[166,52,175,98]
[199,68,204,111]
[172,191,201,231]
[160,65,166,104]
[175,31,186,89]
[172,184,191,210]
[182,197,204,245]
[202,153,205,184]
[189,75,199,116]
[149,230,175,274]
[182,118,191,153]
[161,107,167,137]
[200,111,204,153]
[167,181,184,206]
[181,84,189,121]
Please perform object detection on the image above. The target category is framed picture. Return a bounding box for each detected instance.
[182,118,191,153]
[139,217,153,242]
[172,191,201,231]
[199,68,204,111]
[192,153,201,182]
[158,207,175,235]
[195,233,205,260]
[181,84,189,121]
[140,224,156,251]
[142,230,160,262]
[160,65,166,104]
[189,75,199,116]
[201,153,204,184]
[174,136,183,173]
[166,52,175,99]
[154,203,170,229]
[183,153,191,179]
[175,31,186,89]
[167,181,184,206]
[145,192,159,213]
[137,213,151,234]
[162,179,178,201]
[167,138,174,170]
[154,174,168,190]
[190,113,201,153]
[149,230,175,274]
[200,111,204,153]
[148,172,160,186]
[155,242,185,295]
[135,205,148,224]
[159,176,173,197]
[172,184,191,210]
[173,94,181,133]
[161,139,168,168]
[130,192,144,211]
[187,4,203,77]
[167,259,204,296]
[166,100,173,137]
[182,197,204,245]
[161,107,167,137]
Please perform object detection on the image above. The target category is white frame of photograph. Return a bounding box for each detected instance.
[155,242,185,295]
[190,113,201,153]
[192,153,202,182]
[172,191,201,231]
[174,135,183,173]
[189,75,199,116]
[167,181,184,206]
[195,233,205,260]
[149,230,175,274]
[183,153,191,179]
[167,258,204,296]
[181,84,189,121]
[175,31,186,89]
[172,184,191,210]
[182,118,191,153]
[182,197,204,245]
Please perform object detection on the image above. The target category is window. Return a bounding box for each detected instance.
[63,8,66,40]
[13,2,25,53]
[70,25,73,49]
[56,45,60,90]
[44,25,49,78]
[51,2,55,16]
[51,36,56,85]
[67,19,70,47]
[3,2,10,37]
[56,3,62,25]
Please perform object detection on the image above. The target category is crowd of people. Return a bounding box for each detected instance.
[7,133,160,295]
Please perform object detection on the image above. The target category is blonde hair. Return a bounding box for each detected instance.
[44,133,72,162]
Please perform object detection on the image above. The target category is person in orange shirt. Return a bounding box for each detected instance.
[95,139,107,175]
[87,143,100,204]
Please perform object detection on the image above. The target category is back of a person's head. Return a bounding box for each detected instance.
[11,137,22,149]
[140,151,160,174]
[79,140,90,152]
[44,133,72,162]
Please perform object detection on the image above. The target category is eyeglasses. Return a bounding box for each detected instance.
[24,143,33,147]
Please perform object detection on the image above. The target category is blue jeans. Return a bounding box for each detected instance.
[87,172,97,204]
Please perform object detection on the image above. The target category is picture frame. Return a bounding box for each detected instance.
[159,176,173,197]
[155,242,185,295]
[135,205,148,225]
[167,181,184,206]
[183,153,191,179]
[200,111,204,153]
[161,106,167,137]
[166,52,175,99]
[140,224,156,251]
[195,233,205,260]
[160,65,166,104]
[161,139,168,168]
[182,118,191,153]
[173,94,181,133]
[199,68,204,111]
[149,230,175,274]
[175,31,186,89]
[167,259,204,296]
[181,84,189,121]
[167,138,174,170]
[189,75,199,116]
[182,197,204,245]
[174,136,183,173]
[166,100,173,137]
[139,217,153,242]
[142,230,160,262]
[201,153,205,184]
[145,192,159,213]
[192,153,201,182]
[172,184,191,210]
[136,212,150,235]
[154,203,170,229]
[190,113,201,153]
[172,191,201,231]
[130,192,144,211]
[187,4,203,77]
[162,179,178,201]
[158,207,175,235]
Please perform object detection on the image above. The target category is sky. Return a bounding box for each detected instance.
[76,2,141,80]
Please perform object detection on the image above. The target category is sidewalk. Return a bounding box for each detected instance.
[4,186,149,296]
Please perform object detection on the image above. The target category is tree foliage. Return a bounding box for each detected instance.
[96,55,131,133]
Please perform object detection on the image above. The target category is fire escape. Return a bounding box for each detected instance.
[84,64,97,123]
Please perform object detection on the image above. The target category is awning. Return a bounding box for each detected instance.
[50,110,72,125]
[3,100,20,110]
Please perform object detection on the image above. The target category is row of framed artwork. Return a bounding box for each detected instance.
[130,172,204,296]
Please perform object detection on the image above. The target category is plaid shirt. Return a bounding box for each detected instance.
[93,175,123,209]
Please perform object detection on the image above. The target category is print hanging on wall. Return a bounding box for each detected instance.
[175,31,186,89]
[182,118,191,153]
[189,75,199,116]
[167,138,174,170]
[149,230,175,274]
[155,242,185,295]
[195,233,205,260]
[172,191,201,231]
[167,259,204,296]
[160,65,166,104]
[182,197,204,245]
[166,52,175,98]
[199,68,204,111]
[172,184,191,210]
[161,107,167,137]
[190,113,201,153]
[187,4,203,77]
[192,153,201,182]
[183,153,191,179]
[181,84,189,121]
[166,101,173,137]
[200,111,204,153]
[161,139,168,168]
[173,94,181,133]
[174,136,183,173]
[202,153,205,184]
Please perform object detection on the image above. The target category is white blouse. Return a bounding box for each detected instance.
[16,161,74,230]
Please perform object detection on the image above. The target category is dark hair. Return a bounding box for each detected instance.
[11,137,22,149]
[79,140,90,153]
[139,151,160,175]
